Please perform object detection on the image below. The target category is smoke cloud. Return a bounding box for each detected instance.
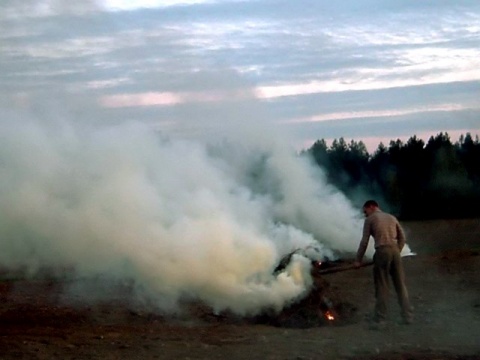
[0,85,370,316]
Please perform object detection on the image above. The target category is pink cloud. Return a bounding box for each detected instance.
[100,89,256,108]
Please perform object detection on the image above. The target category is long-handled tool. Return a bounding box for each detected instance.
[314,260,374,275]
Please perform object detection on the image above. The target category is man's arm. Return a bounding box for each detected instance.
[396,220,406,252]
[355,219,371,263]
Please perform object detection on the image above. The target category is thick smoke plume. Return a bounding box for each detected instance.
[0,90,364,316]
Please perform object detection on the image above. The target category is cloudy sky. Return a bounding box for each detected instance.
[2,0,480,151]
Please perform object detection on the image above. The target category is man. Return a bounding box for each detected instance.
[354,200,413,327]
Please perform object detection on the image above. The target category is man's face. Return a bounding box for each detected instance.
[363,205,375,217]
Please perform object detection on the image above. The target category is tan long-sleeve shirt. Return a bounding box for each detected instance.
[356,209,406,262]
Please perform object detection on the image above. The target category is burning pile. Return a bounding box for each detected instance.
[179,249,360,328]
[250,252,359,328]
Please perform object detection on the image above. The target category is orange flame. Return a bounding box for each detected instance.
[325,311,335,321]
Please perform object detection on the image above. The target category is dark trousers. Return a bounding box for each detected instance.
[373,246,413,322]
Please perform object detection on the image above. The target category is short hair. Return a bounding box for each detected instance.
[363,200,379,208]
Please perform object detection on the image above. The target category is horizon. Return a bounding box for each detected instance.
[303,128,478,154]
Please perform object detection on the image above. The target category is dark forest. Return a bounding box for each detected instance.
[303,132,480,220]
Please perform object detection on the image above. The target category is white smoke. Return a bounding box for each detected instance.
[0,93,367,315]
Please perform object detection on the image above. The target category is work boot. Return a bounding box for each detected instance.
[400,317,414,325]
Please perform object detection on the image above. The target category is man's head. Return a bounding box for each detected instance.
[362,200,379,217]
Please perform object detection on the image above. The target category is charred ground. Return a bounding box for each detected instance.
[1,219,479,360]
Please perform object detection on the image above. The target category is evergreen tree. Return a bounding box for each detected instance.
[304,131,480,220]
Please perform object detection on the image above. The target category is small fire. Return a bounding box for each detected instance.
[324,311,335,321]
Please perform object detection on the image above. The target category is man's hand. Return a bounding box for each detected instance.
[353,261,362,269]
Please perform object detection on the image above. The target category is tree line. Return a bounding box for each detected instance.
[303,132,480,220]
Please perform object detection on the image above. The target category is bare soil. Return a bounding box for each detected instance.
[1,219,480,359]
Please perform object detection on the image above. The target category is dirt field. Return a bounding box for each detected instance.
[1,219,479,359]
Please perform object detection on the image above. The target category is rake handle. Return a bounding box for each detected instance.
[315,260,374,275]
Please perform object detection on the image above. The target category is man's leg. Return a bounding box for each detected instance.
[390,250,413,323]
[373,249,390,322]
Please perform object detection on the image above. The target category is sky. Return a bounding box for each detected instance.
[2,0,479,152]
